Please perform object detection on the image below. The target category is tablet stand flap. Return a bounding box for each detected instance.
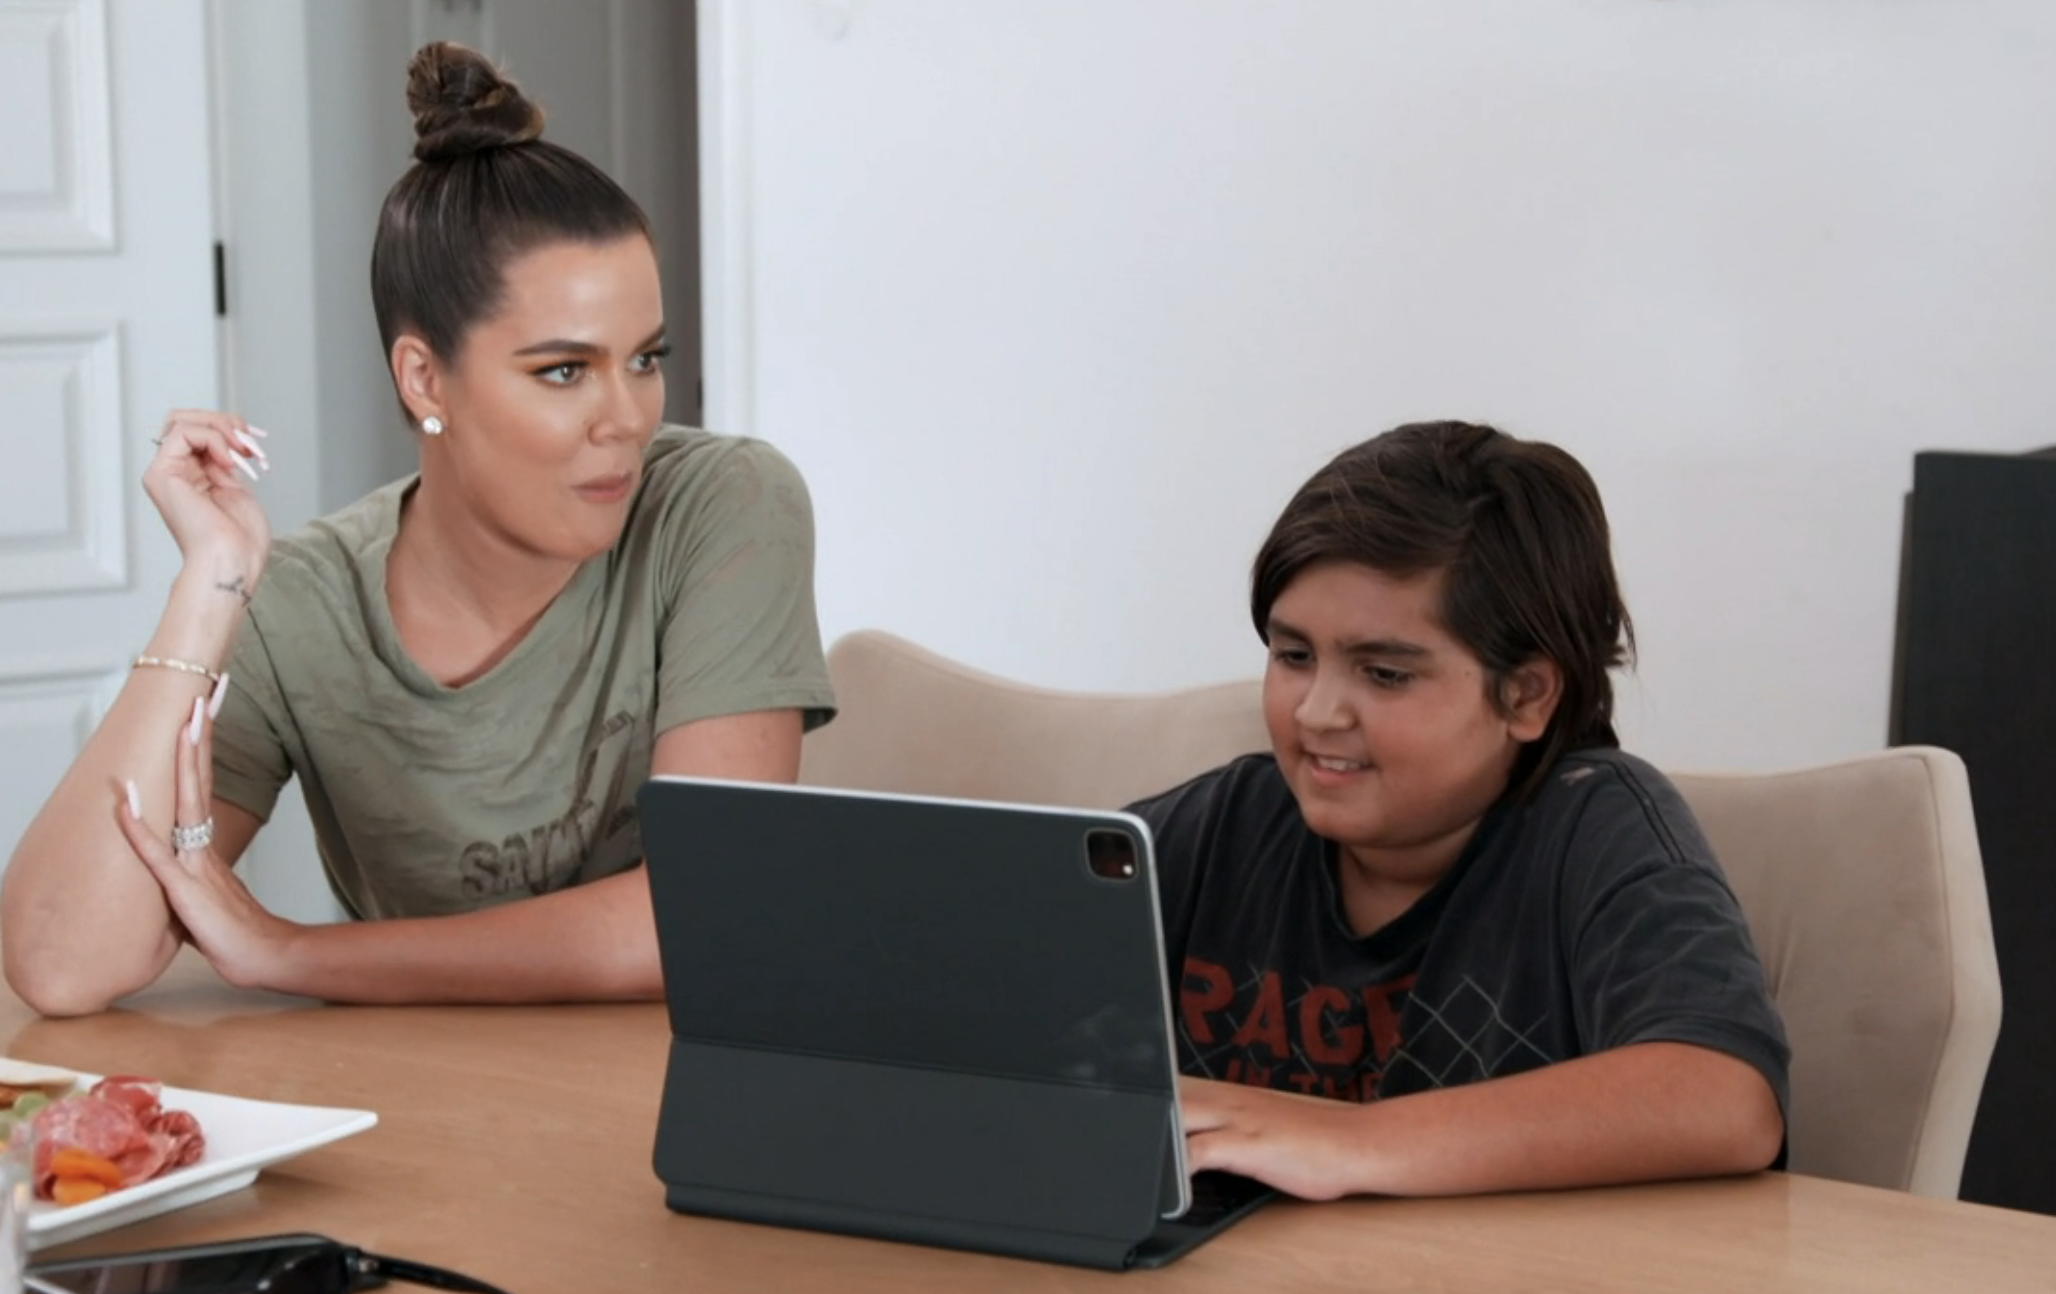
[654,1038,1172,1266]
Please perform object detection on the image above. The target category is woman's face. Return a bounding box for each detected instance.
[428,234,667,563]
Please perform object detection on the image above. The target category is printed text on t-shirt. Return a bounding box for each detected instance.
[1179,955,1414,1102]
[458,710,642,897]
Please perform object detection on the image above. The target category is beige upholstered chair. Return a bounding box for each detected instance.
[801,631,2004,1198]
[1670,748,2001,1198]
[800,629,1270,809]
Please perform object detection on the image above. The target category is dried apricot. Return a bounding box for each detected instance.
[49,1145,125,1188]
[50,1177,110,1206]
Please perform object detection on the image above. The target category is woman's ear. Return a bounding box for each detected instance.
[391,335,444,430]
[1501,658,1564,742]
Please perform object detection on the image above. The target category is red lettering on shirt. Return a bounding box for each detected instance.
[1224,1056,1273,1086]
[1363,975,1415,1065]
[1178,956,1413,1102]
[1297,983,1364,1066]
[1324,1073,1375,1103]
[1181,957,1235,1044]
[1228,970,1291,1059]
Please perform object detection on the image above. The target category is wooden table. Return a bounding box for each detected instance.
[6,953,2054,1293]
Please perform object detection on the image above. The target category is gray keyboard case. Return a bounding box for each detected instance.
[638,778,1264,1270]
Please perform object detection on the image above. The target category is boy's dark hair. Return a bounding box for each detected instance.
[370,41,651,367]
[1250,421,1635,801]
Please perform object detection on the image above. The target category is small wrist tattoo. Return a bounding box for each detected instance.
[215,576,253,607]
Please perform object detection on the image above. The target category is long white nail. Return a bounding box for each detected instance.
[244,425,271,439]
[232,429,270,463]
[187,696,205,746]
[125,778,143,820]
[207,672,230,719]
[230,450,260,482]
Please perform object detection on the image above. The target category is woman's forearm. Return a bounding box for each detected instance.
[247,867,663,1005]
[1,572,249,1014]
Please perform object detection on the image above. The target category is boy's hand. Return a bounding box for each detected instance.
[1178,1075,1376,1201]
[1184,1046,1783,1199]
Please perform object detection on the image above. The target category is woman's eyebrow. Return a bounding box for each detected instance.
[514,337,602,358]
[512,326,666,358]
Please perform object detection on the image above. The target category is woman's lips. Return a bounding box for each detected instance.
[575,472,636,503]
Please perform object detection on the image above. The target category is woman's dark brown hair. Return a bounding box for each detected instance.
[370,42,651,369]
[1250,421,1636,801]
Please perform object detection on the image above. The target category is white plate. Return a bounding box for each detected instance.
[21,1072,377,1251]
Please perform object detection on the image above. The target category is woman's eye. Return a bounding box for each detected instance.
[1366,666,1413,689]
[537,361,584,385]
[1270,648,1312,668]
[632,345,673,374]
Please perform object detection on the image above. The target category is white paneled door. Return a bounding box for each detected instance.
[0,0,217,867]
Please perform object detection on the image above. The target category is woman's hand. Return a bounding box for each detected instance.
[1179,1076,1376,1201]
[114,682,300,991]
[143,410,273,598]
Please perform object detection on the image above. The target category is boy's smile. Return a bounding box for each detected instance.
[1261,561,1560,931]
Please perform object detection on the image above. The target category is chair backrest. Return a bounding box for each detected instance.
[1670,747,2002,1197]
[802,632,2004,1197]
[799,630,1270,810]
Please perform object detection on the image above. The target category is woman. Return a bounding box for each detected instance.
[1,43,835,1016]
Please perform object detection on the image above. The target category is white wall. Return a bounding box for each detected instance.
[705,0,2056,772]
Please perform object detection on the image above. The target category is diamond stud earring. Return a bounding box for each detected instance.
[421,415,444,436]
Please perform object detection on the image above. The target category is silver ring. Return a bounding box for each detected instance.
[170,817,215,852]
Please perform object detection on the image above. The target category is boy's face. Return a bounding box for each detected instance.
[1261,561,1558,889]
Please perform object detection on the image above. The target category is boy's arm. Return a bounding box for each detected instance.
[1180,1040,1783,1200]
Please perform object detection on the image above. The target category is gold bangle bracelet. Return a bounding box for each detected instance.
[132,654,222,684]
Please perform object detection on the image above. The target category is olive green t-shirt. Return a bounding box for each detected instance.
[211,426,836,920]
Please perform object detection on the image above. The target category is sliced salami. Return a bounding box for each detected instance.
[31,1096,141,1195]
[156,1108,206,1170]
[30,1076,206,1198]
[32,1095,142,1164]
[88,1076,163,1121]
[110,1132,173,1185]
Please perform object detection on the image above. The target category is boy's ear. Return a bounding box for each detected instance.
[391,334,445,429]
[1501,658,1563,742]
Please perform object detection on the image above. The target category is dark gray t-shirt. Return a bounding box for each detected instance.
[211,426,836,920]
[1128,748,1791,1118]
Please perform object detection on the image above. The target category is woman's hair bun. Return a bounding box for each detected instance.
[406,41,545,164]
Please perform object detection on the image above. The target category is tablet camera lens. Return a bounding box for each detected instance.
[1085,829,1139,881]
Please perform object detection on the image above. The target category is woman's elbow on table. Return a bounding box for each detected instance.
[1,917,174,1018]
[5,953,118,1018]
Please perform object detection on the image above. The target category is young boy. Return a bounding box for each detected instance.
[1132,421,1788,1200]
